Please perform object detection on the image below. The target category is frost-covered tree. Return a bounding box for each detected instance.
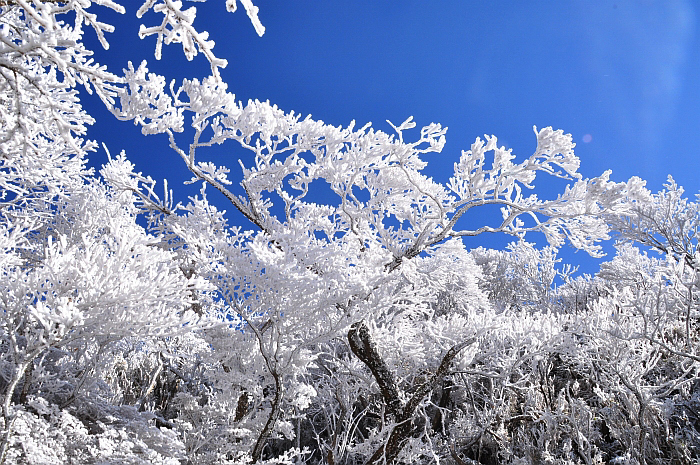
[2,2,699,465]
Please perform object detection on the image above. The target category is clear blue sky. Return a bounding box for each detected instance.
[83,1,700,274]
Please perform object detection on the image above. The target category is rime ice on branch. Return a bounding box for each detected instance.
[4,2,697,465]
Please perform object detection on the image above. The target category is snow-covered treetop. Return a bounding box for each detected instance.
[2,0,645,264]
[3,3,699,465]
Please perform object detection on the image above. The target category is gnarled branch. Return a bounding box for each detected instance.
[348,320,474,465]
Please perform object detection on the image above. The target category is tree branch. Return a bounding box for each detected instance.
[347,321,402,420]
[348,320,474,465]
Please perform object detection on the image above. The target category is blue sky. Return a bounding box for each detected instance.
[83,1,700,274]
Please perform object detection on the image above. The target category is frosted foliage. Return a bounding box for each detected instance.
[3,1,700,465]
[610,176,700,268]
[109,72,644,261]
[2,401,184,464]
[136,0,264,77]
[471,240,567,312]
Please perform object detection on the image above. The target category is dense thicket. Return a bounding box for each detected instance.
[1,2,698,464]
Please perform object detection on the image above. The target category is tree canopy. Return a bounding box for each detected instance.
[1,2,699,464]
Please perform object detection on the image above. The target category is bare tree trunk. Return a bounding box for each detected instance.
[431,378,454,434]
[18,361,33,406]
[252,372,284,463]
[348,320,473,465]
[234,391,250,422]
[348,321,402,420]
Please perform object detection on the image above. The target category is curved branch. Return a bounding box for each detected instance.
[348,320,475,465]
[347,321,402,419]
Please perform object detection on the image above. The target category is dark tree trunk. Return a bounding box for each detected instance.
[348,320,474,465]
[252,374,283,463]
